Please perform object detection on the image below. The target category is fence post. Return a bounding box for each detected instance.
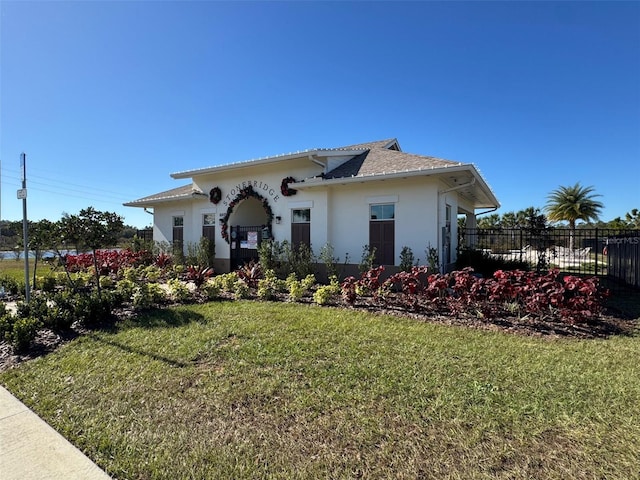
[595,228,599,277]
[519,229,523,263]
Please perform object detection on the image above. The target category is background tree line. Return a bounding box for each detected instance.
[0,207,137,256]
[467,183,639,231]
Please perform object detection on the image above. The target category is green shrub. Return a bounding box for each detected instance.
[142,265,162,282]
[54,272,70,287]
[359,245,377,274]
[425,244,439,273]
[399,246,415,273]
[318,243,339,280]
[70,271,94,289]
[99,275,114,290]
[132,283,167,310]
[290,243,315,279]
[257,269,281,301]
[75,292,114,327]
[0,274,20,295]
[257,240,314,279]
[234,280,249,300]
[39,274,58,293]
[286,273,316,302]
[122,267,139,282]
[167,279,191,303]
[257,240,278,273]
[11,317,41,352]
[214,272,240,293]
[16,295,50,321]
[0,313,15,342]
[46,291,76,331]
[202,279,221,300]
[313,276,340,305]
[115,279,136,303]
[185,237,215,268]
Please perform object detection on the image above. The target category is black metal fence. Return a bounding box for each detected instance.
[460,228,640,289]
[136,228,153,243]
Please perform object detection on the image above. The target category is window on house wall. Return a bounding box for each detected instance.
[202,213,216,242]
[172,216,184,254]
[291,208,311,249]
[369,204,395,265]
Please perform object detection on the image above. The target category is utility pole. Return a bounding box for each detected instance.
[19,153,30,303]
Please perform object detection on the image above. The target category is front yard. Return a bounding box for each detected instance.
[1,301,639,479]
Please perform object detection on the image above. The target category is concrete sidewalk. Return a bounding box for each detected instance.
[0,386,111,480]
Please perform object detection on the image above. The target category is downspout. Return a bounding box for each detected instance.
[437,178,477,272]
[476,206,498,216]
[144,207,153,215]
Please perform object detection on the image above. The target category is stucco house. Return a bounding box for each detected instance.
[124,138,499,274]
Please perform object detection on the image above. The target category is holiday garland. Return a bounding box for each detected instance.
[280,176,297,197]
[220,185,273,243]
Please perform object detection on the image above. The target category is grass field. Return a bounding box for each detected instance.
[1,301,639,479]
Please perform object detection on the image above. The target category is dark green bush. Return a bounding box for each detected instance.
[74,291,115,327]
[16,296,50,321]
[40,275,58,293]
[11,317,41,352]
[399,246,415,272]
[0,275,19,295]
[0,313,15,342]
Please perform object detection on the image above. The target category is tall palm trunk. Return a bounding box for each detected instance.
[569,220,576,251]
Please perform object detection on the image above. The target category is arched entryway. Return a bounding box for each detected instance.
[223,190,273,270]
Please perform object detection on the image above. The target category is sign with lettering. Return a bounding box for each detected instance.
[223,180,280,206]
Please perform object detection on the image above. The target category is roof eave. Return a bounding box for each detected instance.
[124,192,207,208]
[295,164,500,209]
[170,148,370,179]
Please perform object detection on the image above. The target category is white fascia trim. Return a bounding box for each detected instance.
[294,164,472,188]
[367,195,399,204]
[170,148,369,179]
[123,192,207,207]
[293,164,500,208]
[288,200,314,209]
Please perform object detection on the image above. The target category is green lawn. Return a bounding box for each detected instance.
[1,301,639,479]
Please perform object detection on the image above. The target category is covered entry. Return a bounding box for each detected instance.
[226,193,272,270]
[229,225,270,270]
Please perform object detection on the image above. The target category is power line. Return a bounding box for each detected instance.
[2,173,131,202]
[1,166,144,199]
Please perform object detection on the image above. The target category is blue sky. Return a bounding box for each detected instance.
[1,1,638,228]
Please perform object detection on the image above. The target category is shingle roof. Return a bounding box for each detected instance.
[123,184,204,206]
[330,138,397,151]
[125,137,499,209]
[324,144,462,179]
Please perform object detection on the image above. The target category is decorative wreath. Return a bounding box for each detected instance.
[209,186,222,204]
[220,185,273,243]
[280,176,297,197]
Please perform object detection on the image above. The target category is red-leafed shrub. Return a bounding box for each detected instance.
[344,266,608,324]
[64,249,150,275]
[340,276,358,306]
[155,253,173,269]
[186,266,214,287]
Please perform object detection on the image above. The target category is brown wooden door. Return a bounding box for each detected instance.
[369,220,394,265]
[291,223,310,250]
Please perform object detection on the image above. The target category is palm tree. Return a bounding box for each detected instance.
[544,183,603,250]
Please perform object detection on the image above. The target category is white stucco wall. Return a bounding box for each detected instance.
[322,178,441,266]
[148,158,473,272]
